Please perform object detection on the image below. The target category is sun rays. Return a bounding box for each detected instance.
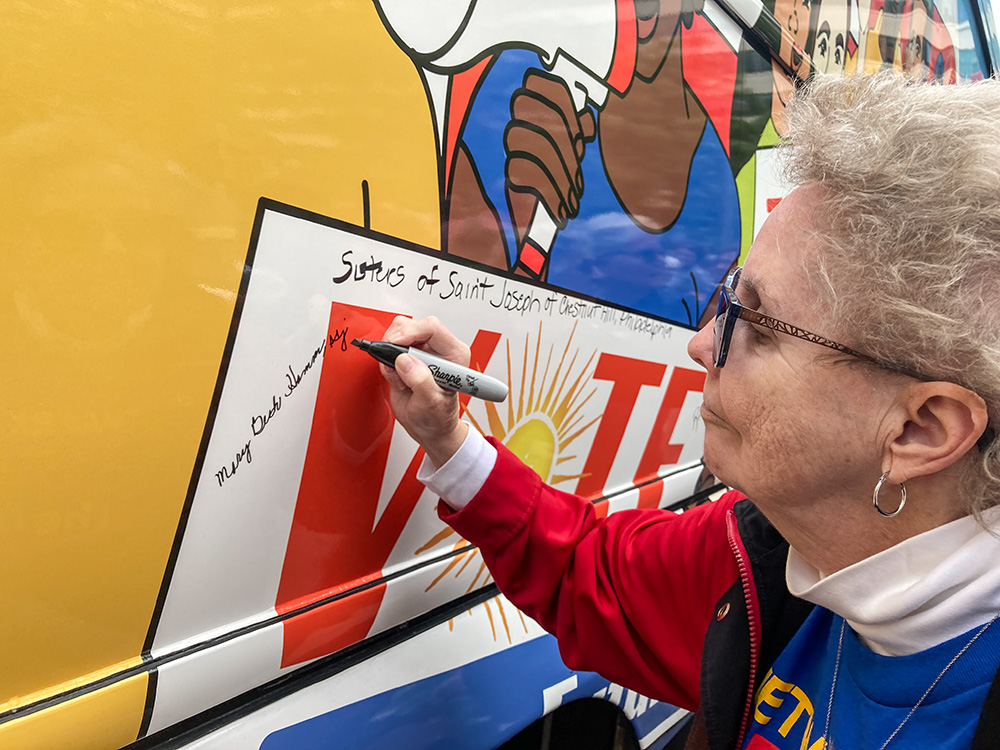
[416,321,601,642]
[467,320,598,486]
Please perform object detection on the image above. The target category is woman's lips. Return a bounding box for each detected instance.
[700,401,723,423]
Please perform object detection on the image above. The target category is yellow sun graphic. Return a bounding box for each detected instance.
[416,321,600,642]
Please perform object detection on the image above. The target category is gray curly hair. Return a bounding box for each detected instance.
[780,72,1000,520]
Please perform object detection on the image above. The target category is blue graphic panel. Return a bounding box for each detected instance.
[260,635,682,750]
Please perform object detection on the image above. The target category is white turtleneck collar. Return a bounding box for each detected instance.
[786,507,1000,656]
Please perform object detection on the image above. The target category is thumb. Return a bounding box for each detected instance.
[394,353,435,393]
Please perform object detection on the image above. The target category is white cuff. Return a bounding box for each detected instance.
[417,424,497,510]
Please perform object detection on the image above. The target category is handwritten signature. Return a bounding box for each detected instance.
[214,325,350,489]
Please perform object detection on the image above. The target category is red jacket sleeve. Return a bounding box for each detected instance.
[438,438,743,710]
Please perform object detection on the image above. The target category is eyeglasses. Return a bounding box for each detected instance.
[712,267,996,451]
[712,267,926,380]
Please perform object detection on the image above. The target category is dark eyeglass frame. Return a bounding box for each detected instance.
[711,266,996,451]
[713,267,927,381]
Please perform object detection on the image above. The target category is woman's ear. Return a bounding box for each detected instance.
[883,381,990,481]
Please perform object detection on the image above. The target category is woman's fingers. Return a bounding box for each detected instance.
[383,352,467,467]
[377,317,471,467]
[378,361,406,391]
[384,316,471,367]
[392,353,435,394]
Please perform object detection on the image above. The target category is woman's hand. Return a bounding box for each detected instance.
[380,316,471,469]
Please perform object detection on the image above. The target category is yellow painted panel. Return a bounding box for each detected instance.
[0,0,438,709]
[0,674,147,750]
[0,656,144,717]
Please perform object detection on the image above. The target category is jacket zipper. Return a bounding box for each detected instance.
[726,509,762,750]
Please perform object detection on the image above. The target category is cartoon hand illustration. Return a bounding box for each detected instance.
[504,68,597,279]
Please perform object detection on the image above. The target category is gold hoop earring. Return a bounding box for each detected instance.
[873,473,906,518]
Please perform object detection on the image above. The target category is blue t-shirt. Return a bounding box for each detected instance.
[743,608,1000,749]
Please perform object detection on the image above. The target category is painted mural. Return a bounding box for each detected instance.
[0,0,993,748]
[376,0,990,326]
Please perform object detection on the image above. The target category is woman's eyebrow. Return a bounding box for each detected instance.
[739,274,767,310]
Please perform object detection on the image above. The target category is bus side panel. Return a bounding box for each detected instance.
[3,0,996,746]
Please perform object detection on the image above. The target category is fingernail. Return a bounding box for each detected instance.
[395,353,414,374]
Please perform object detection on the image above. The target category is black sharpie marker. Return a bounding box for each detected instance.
[352,339,508,403]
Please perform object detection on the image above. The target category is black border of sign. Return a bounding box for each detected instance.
[135,195,691,735]
[143,193,692,647]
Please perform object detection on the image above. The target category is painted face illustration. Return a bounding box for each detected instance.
[812,0,853,73]
[774,0,814,75]
[903,0,932,80]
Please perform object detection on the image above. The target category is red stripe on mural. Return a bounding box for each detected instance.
[680,15,738,156]
[276,302,502,666]
[607,0,637,94]
[446,58,492,193]
[635,366,706,509]
[280,582,388,668]
[519,240,546,276]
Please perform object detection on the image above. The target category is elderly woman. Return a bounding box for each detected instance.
[380,73,1000,749]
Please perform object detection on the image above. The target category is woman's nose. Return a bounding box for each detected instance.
[687,320,716,372]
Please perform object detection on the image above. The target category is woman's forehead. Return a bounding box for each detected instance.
[743,186,828,316]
